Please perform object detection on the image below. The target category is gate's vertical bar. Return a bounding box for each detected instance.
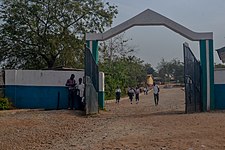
[200,40,207,111]
[84,44,88,114]
[209,39,215,110]
[183,43,187,113]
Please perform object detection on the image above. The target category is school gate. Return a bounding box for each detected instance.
[85,9,214,114]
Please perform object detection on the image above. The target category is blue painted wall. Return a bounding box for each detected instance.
[214,84,225,109]
[5,85,69,109]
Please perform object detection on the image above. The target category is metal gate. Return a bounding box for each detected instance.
[183,43,201,113]
[84,46,99,115]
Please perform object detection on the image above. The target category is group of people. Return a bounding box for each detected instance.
[127,87,140,104]
[115,82,160,106]
[116,86,140,104]
[66,74,85,110]
[66,73,160,110]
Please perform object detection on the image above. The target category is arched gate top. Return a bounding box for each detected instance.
[86,9,213,41]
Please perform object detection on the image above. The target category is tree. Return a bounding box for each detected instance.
[157,58,184,83]
[99,34,150,99]
[0,0,118,69]
[215,63,225,68]
[99,33,135,63]
[144,63,155,75]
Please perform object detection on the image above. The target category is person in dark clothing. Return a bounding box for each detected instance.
[115,86,121,104]
[66,74,76,110]
[135,87,140,104]
[128,87,135,104]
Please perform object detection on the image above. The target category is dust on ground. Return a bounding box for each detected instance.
[1,87,225,150]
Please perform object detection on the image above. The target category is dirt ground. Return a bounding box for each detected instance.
[1,87,225,150]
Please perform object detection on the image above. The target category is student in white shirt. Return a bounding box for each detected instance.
[153,82,160,106]
[77,78,85,110]
[115,86,121,103]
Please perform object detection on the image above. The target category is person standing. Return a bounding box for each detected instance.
[77,78,85,110]
[135,87,140,104]
[153,82,160,106]
[115,86,121,104]
[66,74,76,110]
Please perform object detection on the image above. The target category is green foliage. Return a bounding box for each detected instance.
[99,34,155,100]
[0,97,12,110]
[100,57,147,100]
[145,63,155,75]
[215,63,225,68]
[0,0,118,69]
[157,58,184,83]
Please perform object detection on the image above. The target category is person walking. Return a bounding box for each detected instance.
[66,74,76,110]
[153,82,160,106]
[143,87,147,95]
[128,87,135,104]
[115,86,121,104]
[135,87,140,104]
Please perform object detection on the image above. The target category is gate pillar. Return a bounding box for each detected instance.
[200,40,215,111]
[86,40,104,109]
[86,40,99,63]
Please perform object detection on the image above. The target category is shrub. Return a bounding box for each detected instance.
[0,97,12,110]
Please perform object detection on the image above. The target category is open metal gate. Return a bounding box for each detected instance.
[183,43,201,113]
[84,46,99,115]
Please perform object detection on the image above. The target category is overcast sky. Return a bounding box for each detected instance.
[106,0,225,68]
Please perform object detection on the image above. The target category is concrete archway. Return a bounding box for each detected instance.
[86,9,214,112]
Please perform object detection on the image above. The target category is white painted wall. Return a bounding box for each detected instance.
[5,70,105,91]
[214,68,225,84]
[5,70,84,86]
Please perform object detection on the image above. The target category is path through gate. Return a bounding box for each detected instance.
[183,43,201,113]
[85,46,99,115]
[86,9,214,112]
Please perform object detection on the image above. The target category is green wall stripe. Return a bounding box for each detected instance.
[200,40,207,112]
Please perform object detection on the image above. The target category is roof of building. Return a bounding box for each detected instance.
[216,47,225,63]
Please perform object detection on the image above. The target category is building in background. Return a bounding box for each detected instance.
[216,46,225,63]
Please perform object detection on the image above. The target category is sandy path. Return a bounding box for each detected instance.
[1,87,225,150]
